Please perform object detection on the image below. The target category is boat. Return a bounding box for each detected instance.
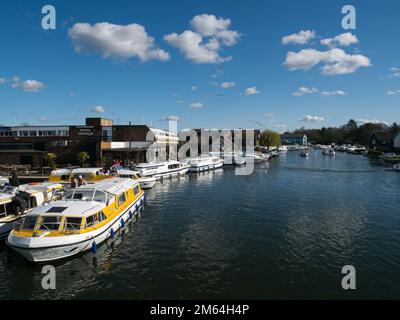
[0,182,65,240]
[49,167,112,185]
[278,146,288,153]
[393,164,400,171]
[300,150,309,157]
[136,160,190,179]
[114,169,156,189]
[323,148,336,156]
[185,156,224,172]
[7,178,145,262]
[223,152,246,166]
[244,152,267,164]
[0,176,9,188]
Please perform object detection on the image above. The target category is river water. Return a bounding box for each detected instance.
[0,151,399,299]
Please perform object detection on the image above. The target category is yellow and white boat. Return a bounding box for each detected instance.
[0,182,65,240]
[114,169,156,189]
[7,178,145,262]
[49,167,112,184]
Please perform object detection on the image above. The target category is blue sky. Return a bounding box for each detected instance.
[0,0,399,132]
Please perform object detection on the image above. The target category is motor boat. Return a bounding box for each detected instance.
[136,160,190,179]
[114,169,156,189]
[185,156,224,172]
[0,176,9,188]
[0,182,65,240]
[393,164,400,171]
[278,146,288,153]
[49,167,112,185]
[300,150,309,157]
[7,178,144,262]
[323,148,336,156]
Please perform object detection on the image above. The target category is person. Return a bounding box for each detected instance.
[77,175,87,187]
[70,177,77,188]
[10,172,19,187]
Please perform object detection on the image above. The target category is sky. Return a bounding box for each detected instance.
[0,0,399,132]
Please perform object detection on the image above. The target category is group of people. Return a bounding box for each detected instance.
[70,175,87,188]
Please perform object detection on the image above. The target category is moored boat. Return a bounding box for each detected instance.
[49,167,112,185]
[7,178,145,262]
[0,176,9,188]
[114,169,156,189]
[0,182,65,240]
[136,161,189,179]
[300,150,309,157]
[323,148,336,156]
[393,164,400,171]
[185,156,224,172]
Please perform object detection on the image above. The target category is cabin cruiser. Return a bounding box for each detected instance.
[136,161,189,179]
[185,156,224,172]
[0,183,65,240]
[49,167,112,185]
[244,152,268,163]
[323,148,336,156]
[210,152,246,166]
[7,178,145,262]
[393,164,400,171]
[115,169,156,189]
[0,176,9,188]
[278,146,288,153]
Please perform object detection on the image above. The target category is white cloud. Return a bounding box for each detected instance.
[320,90,347,96]
[282,30,315,45]
[243,87,260,96]
[274,124,287,129]
[164,14,240,64]
[299,115,325,122]
[387,90,400,95]
[390,67,400,77]
[292,86,318,96]
[221,81,235,88]
[320,32,359,47]
[356,118,389,125]
[284,48,371,75]
[0,78,5,84]
[68,22,170,62]
[191,86,198,91]
[12,79,45,92]
[190,102,203,108]
[90,105,105,113]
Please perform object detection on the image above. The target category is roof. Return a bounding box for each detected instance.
[281,134,306,138]
[50,168,73,176]
[18,182,64,194]
[71,168,103,174]
[371,131,393,141]
[80,178,137,196]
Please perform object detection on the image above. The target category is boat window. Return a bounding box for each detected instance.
[0,204,6,217]
[86,215,95,228]
[61,175,69,180]
[133,186,140,196]
[65,217,82,231]
[135,172,143,178]
[99,211,107,221]
[117,192,127,207]
[93,190,107,203]
[22,216,38,230]
[1,186,15,195]
[39,216,62,231]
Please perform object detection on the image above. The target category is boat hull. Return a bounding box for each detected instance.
[0,216,24,240]
[188,161,224,172]
[7,194,145,262]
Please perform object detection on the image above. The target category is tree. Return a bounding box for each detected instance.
[77,151,90,167]
[44,153,57,169]
[260,130,281,149]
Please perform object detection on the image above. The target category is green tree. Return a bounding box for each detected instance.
[77,151,90,167]
[260,130,281,149]
[44,152,57,169]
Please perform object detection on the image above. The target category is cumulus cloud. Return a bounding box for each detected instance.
[90,105,105,113]
[282,30,315,45]
[356,118,388,125]
[390,67,400,77]
[221,81,235,89]
[164,14,240,64]
[293,86,347,96]
[284,48,371,75]
[242,87,260,96]
[387,90,400,95]
[190,102,203,108]
[12,79,45,92]
[320,32,359,47]
[299,115,325,122]
[0,78,5,84]
[68,22,170,62]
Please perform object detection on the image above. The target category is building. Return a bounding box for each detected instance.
[368,131,394,151]
[0,118,179,167]
[280,133,308,146]
[179,128,261,157]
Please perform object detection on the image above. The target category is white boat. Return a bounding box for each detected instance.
[185,156,224,172]
[0,183,65,240]
[7,178,145,262]
[323,148,336,156]
[136,160,190,179]
[219,152,246,166]
[0,176,9,188]
[115,169,156,189]
[300,150,309,157]
[393,164,400,171]
[278,146,288,153]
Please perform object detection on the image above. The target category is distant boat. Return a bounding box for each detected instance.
[393,164,400,172]
[300,150,309,157]
[185,156,224,172]
[136,161,190,179]
[278,146,288,153]
[323,148,336,156]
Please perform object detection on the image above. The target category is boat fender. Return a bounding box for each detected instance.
[135,204,139,211]
[140,198,143,206]
[120,218,125,228]
[91,241,97,254]
[110,228,115,240]
[129,211,133,220]
[143,194,146,204]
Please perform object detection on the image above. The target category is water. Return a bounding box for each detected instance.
[1,151,399,299]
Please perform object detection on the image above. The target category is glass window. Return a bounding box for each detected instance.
[117,192,126,206]
[133,186,140,195]
[22,216,38,230]
[86,215,95,228]
[65,217,82,231]
[0,204,6,217]
[99,211,107,221]
[40,216,62,231]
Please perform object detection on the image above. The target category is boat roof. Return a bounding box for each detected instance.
[136,160,182,168]
[78,178,138,195]
[18,182,64,193]
[28,200,105,218]
[50,168,73,176]
[71,168,103,174]
[117,169,138,175]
